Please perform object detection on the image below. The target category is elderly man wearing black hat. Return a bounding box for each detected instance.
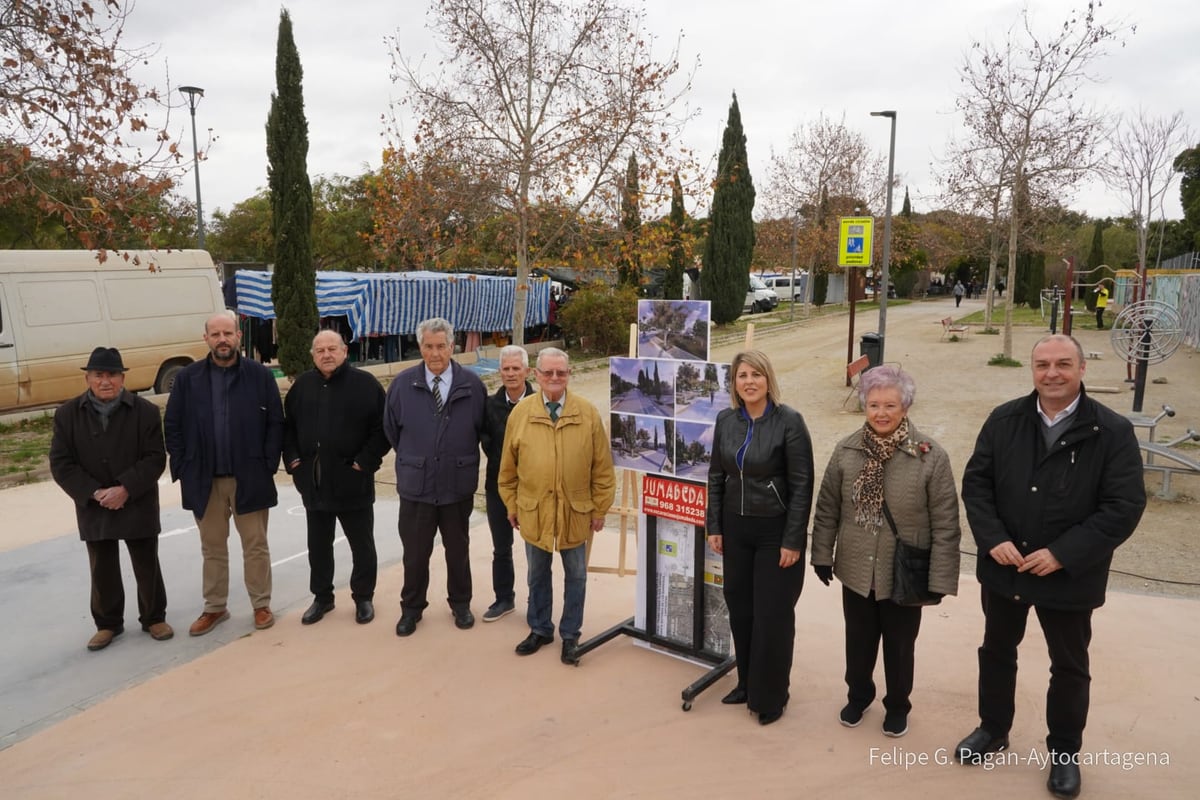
[49,347,171,651]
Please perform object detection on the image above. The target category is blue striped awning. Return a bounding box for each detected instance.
[234,270,550,341]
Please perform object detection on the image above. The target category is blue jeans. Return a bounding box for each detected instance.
[525,541,586,641]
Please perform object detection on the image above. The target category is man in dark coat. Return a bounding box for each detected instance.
[49,347,170,651]
[955,335,1146,799]
[164,311,284,637]
[478,345,535,623]
[284,330,390,626]
[383,317,485,637]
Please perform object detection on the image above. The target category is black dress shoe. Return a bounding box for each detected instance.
[452,607,475,630]
[561,638,580,665]
[355,600,375,624]
[1047,755,1081,798]
[515,632,554,655]
[721,686,748,705]
[395,613,421,637]
[759,708,785,726]
[955,727,1010,764]
[301,600,335,625]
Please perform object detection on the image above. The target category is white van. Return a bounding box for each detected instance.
[0,250,225,411]
[762,273,808,303]
[744,274,780,313]
[680,272,779,314]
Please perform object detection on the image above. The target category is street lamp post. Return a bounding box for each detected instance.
[179,86,206,250]
[870,110,896,364]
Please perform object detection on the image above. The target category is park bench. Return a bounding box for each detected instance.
[843,354,872,408]
[940,316,970,340]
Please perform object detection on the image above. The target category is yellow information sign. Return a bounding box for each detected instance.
[837,216,874,267]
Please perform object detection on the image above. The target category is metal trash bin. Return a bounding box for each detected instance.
[860,332,882,369]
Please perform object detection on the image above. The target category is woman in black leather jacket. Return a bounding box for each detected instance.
[706,350,814,725]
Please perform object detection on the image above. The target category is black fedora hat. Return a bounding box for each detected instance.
[81,347,128,373]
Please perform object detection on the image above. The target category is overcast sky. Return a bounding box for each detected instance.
[123,0,1198,225]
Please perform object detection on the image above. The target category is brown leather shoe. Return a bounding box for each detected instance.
[253,607,275,630]
[145,622,174,641]
[87,627,123,651]
[189,610,230,637]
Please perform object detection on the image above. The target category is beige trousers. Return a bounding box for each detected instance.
[196,477,272,612]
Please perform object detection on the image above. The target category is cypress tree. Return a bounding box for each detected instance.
[900,187,912,218]
[617,153,641,288]
[266,8,317,377]
[664,172,686,299]
[701,93,755,324]
[1085,220,1105,306]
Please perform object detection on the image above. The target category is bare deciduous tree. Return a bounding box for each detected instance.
[386,0,694,345]
[1106,109,1191,274]
[952,1,1129,357]
[765,113,889,301]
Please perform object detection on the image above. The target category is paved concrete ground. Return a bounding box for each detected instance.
[0,296,1196,798]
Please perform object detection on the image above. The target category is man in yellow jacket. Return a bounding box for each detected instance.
[499,347,615,664]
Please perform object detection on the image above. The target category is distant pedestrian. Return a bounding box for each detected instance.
[50,347,171,651]
[953,281,965,308]
[1093,283,1109,330]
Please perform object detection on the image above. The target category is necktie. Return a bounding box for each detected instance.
[547,401,560,422]
[432,375,444,414]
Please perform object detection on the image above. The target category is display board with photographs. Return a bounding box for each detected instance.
[636,300,711,361]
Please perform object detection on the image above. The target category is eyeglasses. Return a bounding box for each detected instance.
[538,369,570,378]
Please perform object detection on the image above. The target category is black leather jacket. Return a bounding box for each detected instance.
[707,403,815,552]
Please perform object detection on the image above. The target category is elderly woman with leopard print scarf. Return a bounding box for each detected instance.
[810,365,961,739]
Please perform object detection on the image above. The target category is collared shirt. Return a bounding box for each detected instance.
[1037,393,1082,427]
[425,363,453,394]
[210,359,237,475]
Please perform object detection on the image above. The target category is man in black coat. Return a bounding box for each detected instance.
[478,345,535,623]
[49,347,170,651]
[284,330,390,625]
[955,335,1146,799]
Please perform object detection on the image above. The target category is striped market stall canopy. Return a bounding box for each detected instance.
[234,270,550,341]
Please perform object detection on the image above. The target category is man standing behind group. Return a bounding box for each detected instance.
[479,345,536,623]
[165,311,284,636]
[955,334,1145,799]
[50,347,170,651]
[384,318,486,637]
[284,330,390,626]
[499,348,614,665]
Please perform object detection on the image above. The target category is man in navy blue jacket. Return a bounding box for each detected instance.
[955,335,1146,799]
[384,317,486,637]
[164,311,284,637]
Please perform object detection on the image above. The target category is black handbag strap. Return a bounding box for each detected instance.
[881,500,901,542]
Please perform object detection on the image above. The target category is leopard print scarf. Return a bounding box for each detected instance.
[852,416,910,533]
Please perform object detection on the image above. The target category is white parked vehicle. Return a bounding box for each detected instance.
[0,250,225,410]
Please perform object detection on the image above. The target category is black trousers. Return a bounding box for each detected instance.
[86,538,167,631]
[721,511,804,715]
[398,497,473,613]
[977,587,1093,754]
[485,487,515,604]
[306,506,377,603]
[842,586,923,715]
[1096,307,1105,328]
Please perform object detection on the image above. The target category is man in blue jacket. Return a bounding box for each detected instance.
[384,317,486,637]
[955,335,1146,799]
[164,311,284,637]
